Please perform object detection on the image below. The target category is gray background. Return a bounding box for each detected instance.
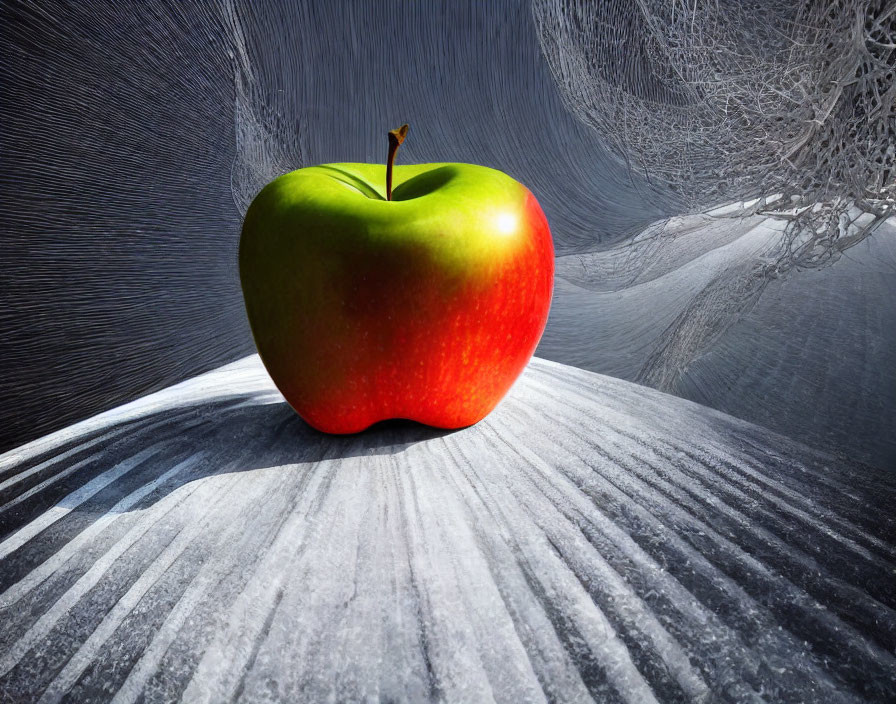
[1,0,893,468]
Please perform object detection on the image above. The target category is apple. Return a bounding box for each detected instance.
[239,125,554,433]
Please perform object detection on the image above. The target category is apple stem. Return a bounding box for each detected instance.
[386,124,409,201]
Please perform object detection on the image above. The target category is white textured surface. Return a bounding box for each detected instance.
[0,357,894,703]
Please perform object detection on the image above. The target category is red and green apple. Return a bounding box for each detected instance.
[239,125,554,433]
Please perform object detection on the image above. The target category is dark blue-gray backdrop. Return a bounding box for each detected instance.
[1,0,894,467]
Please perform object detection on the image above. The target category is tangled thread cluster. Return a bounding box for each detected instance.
[533,0,896,270]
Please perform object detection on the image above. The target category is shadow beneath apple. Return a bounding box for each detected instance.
[0,391,462,591]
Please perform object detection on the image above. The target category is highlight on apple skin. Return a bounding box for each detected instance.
[239,129,554,434]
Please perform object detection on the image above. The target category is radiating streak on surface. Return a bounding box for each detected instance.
[0,356,893,703]
[0,444,166,561]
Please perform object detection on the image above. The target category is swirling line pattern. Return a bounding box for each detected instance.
[541,218,896,468]
[0,0,670,453]
[1,357,893,702]
[2,0,893,472]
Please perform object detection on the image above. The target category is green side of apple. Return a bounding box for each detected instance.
[241,162,531,274]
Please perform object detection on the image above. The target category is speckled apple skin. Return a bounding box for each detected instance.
[239,162,554,433]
